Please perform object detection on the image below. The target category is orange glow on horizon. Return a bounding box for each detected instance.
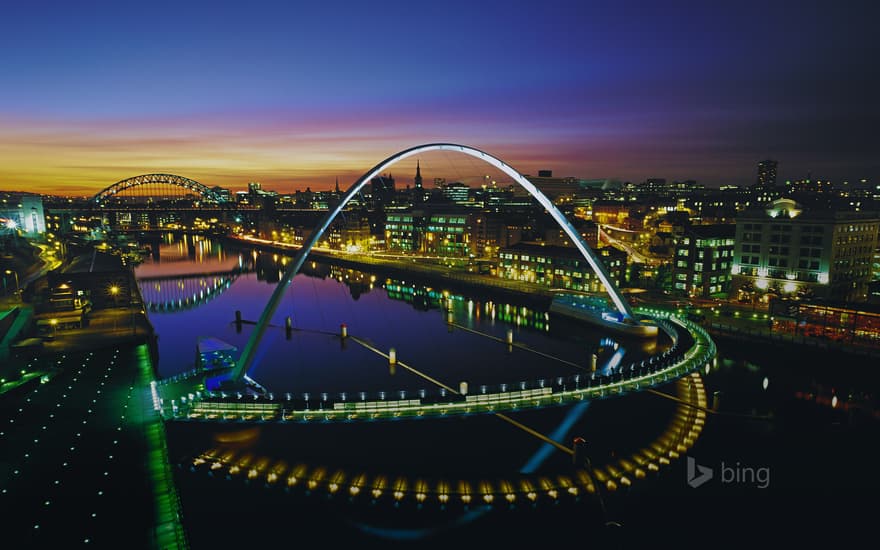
[0,114,561,196]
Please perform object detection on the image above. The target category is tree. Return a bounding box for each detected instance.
[652,262,673,292]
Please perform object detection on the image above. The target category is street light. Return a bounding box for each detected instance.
[4,269,19,298]
[108,284,120,309]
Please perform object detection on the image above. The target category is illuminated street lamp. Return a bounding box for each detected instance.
[108,285,120,307]
[3,269,19,298]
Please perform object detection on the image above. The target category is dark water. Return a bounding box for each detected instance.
[137,234,880,544]
[135,234,663,396]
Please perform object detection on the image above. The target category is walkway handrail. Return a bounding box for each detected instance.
[160,311,715,423]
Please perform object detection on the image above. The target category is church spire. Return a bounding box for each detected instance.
[335,177,340,194]
[414,159,423,190]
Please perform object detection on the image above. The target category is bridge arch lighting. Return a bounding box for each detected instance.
[92,173,226,204]
[232,143,636,383]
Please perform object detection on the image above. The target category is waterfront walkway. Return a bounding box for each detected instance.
[706,321,880,358]
[228,235,555,300]
[37,306,154,354]
[0,345,186,548]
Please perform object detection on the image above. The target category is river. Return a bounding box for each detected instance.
[135,233,880,544]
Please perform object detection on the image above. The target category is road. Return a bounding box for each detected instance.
[232,235,555,297]
[36,306,153,354]
[597,225,656,264]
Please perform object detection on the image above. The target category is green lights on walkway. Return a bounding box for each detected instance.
[133,344,188,549]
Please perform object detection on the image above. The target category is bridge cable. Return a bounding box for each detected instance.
[311,271,328,332]
[646,388,773,420]
[339,264,358,342]
[286,251,296,333]
[347,334,573,455]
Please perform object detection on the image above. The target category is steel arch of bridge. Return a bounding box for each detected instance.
[231,143,636,382]
[92,173,225,204]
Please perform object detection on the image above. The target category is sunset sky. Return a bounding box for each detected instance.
[1,0,876,195]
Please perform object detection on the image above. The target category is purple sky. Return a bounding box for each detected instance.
[0,0,876,194]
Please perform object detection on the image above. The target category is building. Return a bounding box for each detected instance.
[672,224,736,298]
[247,181,277,198]
[470,212,527,258]
[0,192,46,237]
[874,246,880,282]
[338,214,372,252]
[637,178,668,194]
[756,159,778,187]
[470,213,503,258]
[441,182,470,204]
[384,207,473,257]
[683,189,750,224]
[539,217,599,248]
[384,211,416,253]
[473,185,513,210]
[370,174,396,209]
[30,250,133,334]
[412,161,427,203]
[421,210,471,256]
[526,171,581,199]
[669,180,704,196]
[731,198,880,303]
[498,242,626,293]
[591,200,631,226]
[786,177,833,195]
[656,211,691,237]
[210,186,232,203]
[414,160,423,190]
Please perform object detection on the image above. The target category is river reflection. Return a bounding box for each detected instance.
[136,235,666,393]
[136,234,880,417]
[135,234,662,394]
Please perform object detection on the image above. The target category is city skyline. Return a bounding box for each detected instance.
[0,148,873,199]
[1,0,877,195]
[3,1,879,546]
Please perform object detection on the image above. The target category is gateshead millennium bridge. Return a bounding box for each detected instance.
[150,143,716,507]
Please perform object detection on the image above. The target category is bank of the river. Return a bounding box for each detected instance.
[226,234,880,359]
[224,235,555,306]
[706,320,880,359]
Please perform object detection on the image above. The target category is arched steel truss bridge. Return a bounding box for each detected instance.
[92,173,228,205]
[231,143,640,383]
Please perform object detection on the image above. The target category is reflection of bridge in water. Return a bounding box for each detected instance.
[137,267,249,313]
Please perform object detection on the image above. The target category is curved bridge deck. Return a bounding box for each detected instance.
[156,310,714,424]
[181,372,707,508]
